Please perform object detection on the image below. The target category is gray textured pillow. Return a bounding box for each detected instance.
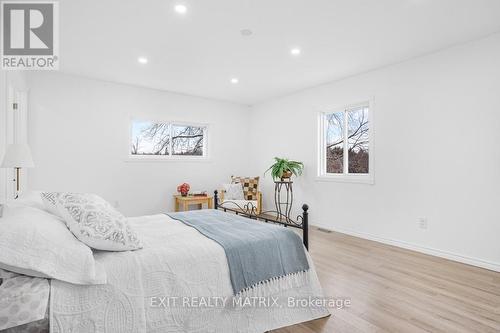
[40,192,60,216]
[42,192,142,251]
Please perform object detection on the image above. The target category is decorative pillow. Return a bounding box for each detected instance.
[222,183,245,200]
[231,176,260,200]
[46,192,143,251]
[0,205,106,285]
[40,192,61,216]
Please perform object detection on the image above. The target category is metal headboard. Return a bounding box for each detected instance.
[213,190,309,249]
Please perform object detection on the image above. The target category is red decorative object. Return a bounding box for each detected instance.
[177,183,190,197]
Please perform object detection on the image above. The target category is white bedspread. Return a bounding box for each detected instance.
[50,214,329,333]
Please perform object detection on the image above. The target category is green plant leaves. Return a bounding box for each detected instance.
[264,157,304,180]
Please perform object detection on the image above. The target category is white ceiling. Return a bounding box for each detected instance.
[60,0,500,105]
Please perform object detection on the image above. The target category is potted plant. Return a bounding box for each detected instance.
[177,183,190,196]
[265,157,304,181]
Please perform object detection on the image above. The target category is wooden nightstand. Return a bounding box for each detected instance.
[174,195,213,212]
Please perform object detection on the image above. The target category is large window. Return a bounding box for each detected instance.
[318,102,373,183]
[130,120,208,159]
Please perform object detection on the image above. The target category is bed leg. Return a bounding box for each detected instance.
[214,190,219,209]
[302,204,309,250]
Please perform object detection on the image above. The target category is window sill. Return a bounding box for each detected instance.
[316,174,374,185]
[124,156,211,163]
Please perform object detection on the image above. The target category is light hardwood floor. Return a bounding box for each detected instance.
[272,228,500,333]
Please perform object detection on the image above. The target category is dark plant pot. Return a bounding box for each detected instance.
[181,192,188,197]
[281,170,293,180]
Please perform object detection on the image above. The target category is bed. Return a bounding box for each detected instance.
[0,192,329,333]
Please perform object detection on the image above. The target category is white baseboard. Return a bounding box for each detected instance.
[311,222,500,273]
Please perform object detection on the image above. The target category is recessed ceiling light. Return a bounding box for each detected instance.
[290,47,301,56]
[137,57,148,64]
[174,4,187,14]
[240,29,253,37]
[230,78,239,84]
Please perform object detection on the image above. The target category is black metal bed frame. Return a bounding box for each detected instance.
[213,190,309,249]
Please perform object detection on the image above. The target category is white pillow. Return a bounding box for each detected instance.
[44,192,143,251]
[222,183,245,200]
[0,205,106,285]
[11,190,46,211]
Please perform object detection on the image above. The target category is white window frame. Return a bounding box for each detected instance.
[317,100,374,184]
[127,119,210,162]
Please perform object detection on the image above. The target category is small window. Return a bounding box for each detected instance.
[130,120,207,159]
[318,102,373,183]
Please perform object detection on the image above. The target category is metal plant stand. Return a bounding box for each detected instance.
[274,181,293,223]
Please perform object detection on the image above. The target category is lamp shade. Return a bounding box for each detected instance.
[1,144,35,168]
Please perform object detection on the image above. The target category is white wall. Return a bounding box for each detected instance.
[250,34,500,271]
[27,72,251,216]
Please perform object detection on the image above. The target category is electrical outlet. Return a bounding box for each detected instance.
[417,217,428,229]
[113,200,120,208]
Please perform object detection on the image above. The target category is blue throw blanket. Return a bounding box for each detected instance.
[167,210,309,295]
